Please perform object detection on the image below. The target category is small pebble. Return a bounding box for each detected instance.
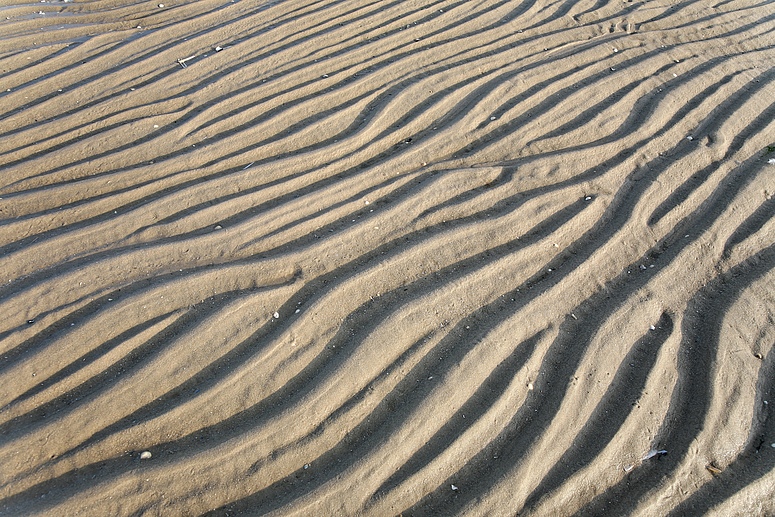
[140,451,152,459]
[158,3,164,7]
[273,311,280,319]
[451,484,458,491]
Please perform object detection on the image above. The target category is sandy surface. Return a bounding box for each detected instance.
[1,0,774,515]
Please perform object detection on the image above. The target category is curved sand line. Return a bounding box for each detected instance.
[1,0,774,515]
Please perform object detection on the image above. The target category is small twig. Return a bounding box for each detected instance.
[177,55,196,68]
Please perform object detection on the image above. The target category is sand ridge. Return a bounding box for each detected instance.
[1,0,774,515]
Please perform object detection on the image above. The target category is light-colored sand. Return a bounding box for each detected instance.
[1,0,774,515]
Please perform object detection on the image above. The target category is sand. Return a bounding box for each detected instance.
[1,0,774,515]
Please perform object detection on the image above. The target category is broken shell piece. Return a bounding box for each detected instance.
[140,451,152,459]
[451,484,458,491]
[705,463,722,475]
[642,449,667,460]
[273,312,280,319]
[623,464,634,473]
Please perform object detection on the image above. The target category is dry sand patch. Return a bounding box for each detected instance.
[1,0,774,515]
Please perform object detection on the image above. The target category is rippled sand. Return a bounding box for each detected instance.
[1,0,774,515]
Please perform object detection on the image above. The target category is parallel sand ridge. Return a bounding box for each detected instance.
[1,0,774,514]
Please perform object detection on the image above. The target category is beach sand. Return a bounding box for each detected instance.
[1,0,774,514]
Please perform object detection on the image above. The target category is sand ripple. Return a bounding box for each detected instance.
[1,0,774,514]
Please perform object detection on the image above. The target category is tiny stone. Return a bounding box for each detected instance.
[140,451,152,459]
[158,3,164,7]
[273,312,280,319]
